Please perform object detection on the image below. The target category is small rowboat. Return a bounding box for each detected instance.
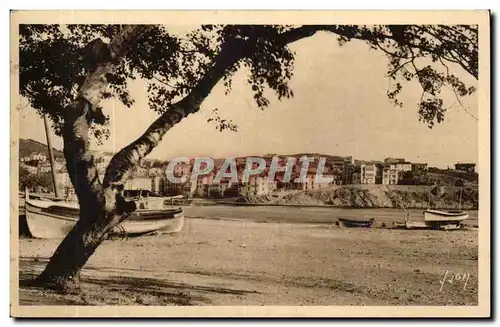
[424,209,469,222]
[24,189,184,239]
[338,217,375,228]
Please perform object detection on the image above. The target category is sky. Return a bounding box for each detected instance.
[18,28,479,169]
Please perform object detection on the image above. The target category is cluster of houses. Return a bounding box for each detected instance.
[20,152,61,174]
[20,149,477,199]
[120,155,358,198]
[357,159,476,185]
[357,158,426,185]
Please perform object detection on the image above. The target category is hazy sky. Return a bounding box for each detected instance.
[18,28,479,168]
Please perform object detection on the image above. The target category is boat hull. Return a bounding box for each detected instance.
[338,218,375,228]
[25,199,184,239]
[112,209,185,236]
[25,201,78,239]
[424,209,469,222]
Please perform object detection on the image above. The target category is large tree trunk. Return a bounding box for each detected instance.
[36,98,126,290]
[36,39,244,291]
[34,25,152,290]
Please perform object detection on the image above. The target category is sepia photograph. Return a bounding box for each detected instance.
[9,10,490,318]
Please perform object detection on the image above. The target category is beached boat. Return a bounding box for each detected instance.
[423,209,469,222]
[338,217,375,228]
[24,190,184,239]
[123,189,192,207]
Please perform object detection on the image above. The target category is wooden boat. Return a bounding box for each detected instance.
[394,209,466,231]
[404,220,430,230]
[423,209,469,222]
[123,190,192,207]
[392,191,467,230]
[338,217,375,228]
[24,189,184,239]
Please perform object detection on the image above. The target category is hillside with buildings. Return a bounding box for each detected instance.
[18,139,478,208]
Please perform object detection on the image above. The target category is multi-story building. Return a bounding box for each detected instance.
[343,163,355,185]
[240,175,276,196]
[295,167,332,191]
[328,158,345,185]
[382,161,412,184]
[172,160,192,178]
[151,176,167,194]
[392,162,412,172]
[21,152,49,167]
[382,166,399,185]
[194,171,216,197]
[31,152,47,162]
[360,163,378,184]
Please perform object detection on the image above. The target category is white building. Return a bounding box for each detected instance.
[382,162,412,185]
[240,175,275,196]
[382,167,399,185]
[31,152,47,162]
[360,164,378,184]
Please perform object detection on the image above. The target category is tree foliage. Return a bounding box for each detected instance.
[19,24,478,142]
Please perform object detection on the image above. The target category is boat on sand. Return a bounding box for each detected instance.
[338,217,375,228]
[393,189,468,230]
[423,209,469,222]
[24,189,184,239]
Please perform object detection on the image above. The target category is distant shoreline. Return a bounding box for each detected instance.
[193,200,478,211]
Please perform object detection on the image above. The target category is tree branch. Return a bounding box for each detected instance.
[439,57,479,121]
[387,59,413,78]
[103,40,247,188]
[416,25,477,79]
[152,75,178,89]
[78,25,153,116]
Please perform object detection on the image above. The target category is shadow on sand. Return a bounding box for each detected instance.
[18,256,259,306]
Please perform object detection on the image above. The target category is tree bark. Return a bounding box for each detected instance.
[36,26,151,289]
[36,99,124,289]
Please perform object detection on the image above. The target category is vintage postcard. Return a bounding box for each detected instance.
[10,10,490,318]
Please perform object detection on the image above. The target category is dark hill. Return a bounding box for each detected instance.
[19,138,64,160]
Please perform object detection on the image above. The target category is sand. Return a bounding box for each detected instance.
[18,217,478,306]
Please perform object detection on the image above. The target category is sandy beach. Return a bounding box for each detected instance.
[18,214,478,306]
